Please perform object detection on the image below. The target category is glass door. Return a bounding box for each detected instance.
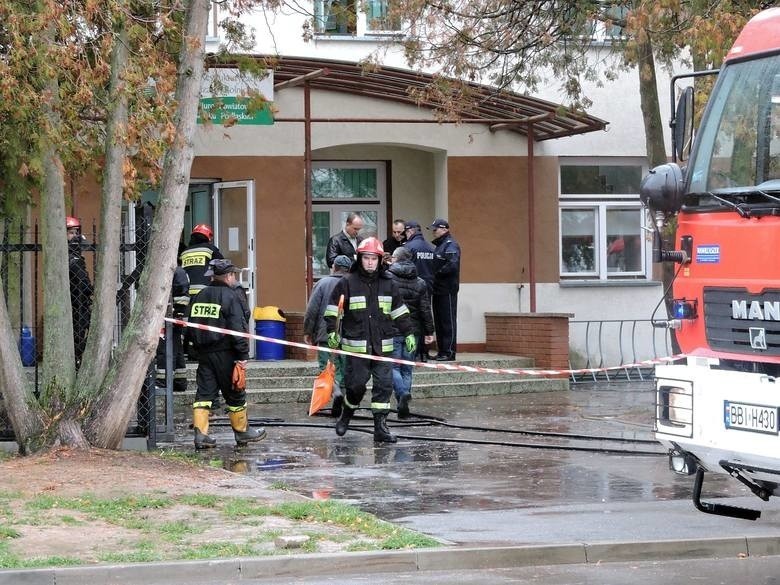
[213,180,256,353]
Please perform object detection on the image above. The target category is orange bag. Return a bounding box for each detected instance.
[309,360,335,416]
[232,362,247,392]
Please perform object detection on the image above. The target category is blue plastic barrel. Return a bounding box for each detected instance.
[19,325,36,366]
[253,306,286,360]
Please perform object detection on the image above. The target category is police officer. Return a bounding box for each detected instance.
[324,237,416,443]
[188,258,265,449]
[402,220,435,291]
[67,216,93,366]
[429,218,461,361]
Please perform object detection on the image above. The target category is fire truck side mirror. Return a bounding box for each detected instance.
[640,163,684,215]
[673,86,694,163]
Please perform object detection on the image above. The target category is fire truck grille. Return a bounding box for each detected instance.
[704,287,780,356]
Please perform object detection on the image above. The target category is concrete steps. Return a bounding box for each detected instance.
[171,353,568,409]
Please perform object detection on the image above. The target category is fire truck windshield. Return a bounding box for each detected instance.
[687,54,780,206]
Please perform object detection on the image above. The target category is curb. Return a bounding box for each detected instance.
[3,536,779,585]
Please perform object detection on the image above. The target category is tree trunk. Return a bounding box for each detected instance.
[636,32,680,353]
[88,0,211,449]
[0,277,43,453]
[76,15,130,400]
[38,18,84,444]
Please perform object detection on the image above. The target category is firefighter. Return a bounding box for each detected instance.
[324,237,416,443]
[66,216,93,366]
[154,265,190,392]
[180,224,223,298]
[179,224,224,412]
[188,258,265,449]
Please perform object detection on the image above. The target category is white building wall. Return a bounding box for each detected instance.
[207,5,682,365]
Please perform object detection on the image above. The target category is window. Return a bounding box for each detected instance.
[559,163,647,280]
[311,162,386,278]
[207,2,220,40]
[313,0,400,36]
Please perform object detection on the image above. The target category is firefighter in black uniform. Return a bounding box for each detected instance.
[188,258,265,449]
[155,265,190,391]
[67,216,92,366]
[324,237,416,443]
[179,224,223,297]
[179,224,224,411]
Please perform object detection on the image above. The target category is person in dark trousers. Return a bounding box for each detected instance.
[382,219,406,259]
[387,246,435,418]
[303,254,353,418]
[180,223,224,409]
[324,237,415,443]
[188,258,266,449]
[155,265,190,392]
[67,216,93,367]
[429,218,461,361]
[326,212,364,268]
[401,220,435,359]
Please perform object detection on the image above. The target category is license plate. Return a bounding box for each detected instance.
[724,401,779,435]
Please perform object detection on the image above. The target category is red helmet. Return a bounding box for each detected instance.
[356,237,384,257]
[66,216,81,229]
[192,224,213,240]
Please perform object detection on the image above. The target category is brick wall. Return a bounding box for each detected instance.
[283,311,317,361]
[484,312,571,370]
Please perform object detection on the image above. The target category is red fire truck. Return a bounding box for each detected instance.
[640,8,780,520]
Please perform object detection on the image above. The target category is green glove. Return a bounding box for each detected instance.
[404,334,417,354]
[327,332,340,349]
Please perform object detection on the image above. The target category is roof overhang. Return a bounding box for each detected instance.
[211,55,608,142]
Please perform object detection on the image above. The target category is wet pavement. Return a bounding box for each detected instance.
[174,382,780,546]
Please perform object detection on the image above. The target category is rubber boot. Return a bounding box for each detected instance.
[335,406,355,436]
[331,394,344,419]
[229,409,266,446]
[193,408,216,450]
[397,394,411,419]
[373,412,397,443]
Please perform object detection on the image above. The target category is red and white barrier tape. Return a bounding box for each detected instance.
[165,317,684,378]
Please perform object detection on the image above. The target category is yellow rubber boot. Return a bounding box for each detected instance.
[228,408,266,446]
[193,407,216,449]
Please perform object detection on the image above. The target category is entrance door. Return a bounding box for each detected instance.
[213,181,256,353]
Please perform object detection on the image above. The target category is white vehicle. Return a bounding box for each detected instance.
[640,8,780,520]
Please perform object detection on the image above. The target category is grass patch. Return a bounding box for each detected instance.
[98,541,163,564]
[26,494,173,524]
[0,525,20,539]
[155,450,200,464]
[159,520,202,542]
[268,481,293,490]
[270,501,439,549]
[379,531,440,549]
[222,498,273,519]
[179,541,257,560]
[179,494,221,508]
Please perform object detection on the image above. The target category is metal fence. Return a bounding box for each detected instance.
[0,208,175,446]
[568,318,674,384]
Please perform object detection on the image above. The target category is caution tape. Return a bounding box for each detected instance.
[165,317,684,378]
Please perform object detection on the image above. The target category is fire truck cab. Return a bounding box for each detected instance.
[640,8,780,520]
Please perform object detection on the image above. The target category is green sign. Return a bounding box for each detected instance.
[199,96,273,126]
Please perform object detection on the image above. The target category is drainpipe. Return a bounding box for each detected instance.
[304,81,313,296]
[527,124,536,313]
